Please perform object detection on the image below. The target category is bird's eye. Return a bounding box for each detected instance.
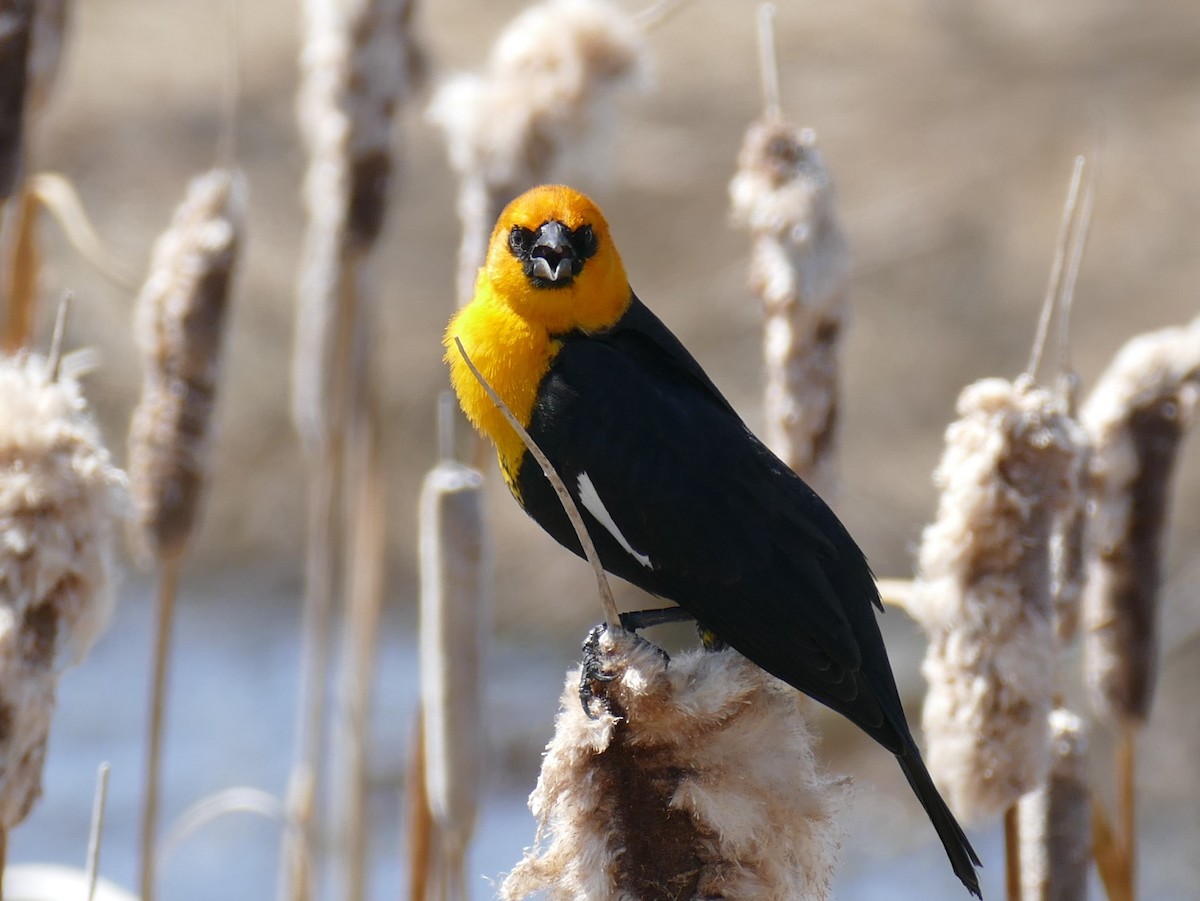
[509,225,533,256]
[573,224,597,260]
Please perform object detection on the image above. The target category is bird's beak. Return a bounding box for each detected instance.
[529,220,576,283]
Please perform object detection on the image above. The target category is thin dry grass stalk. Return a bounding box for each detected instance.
[418,460,488,901]
[1019,708,1090,901]
[126,167,243,901]
[427,0,648,305]
[911,377,1083,823]
[0,352,125,830]
[502,627,849,901]
[729,119,849,498]
[1081,315,1200,728]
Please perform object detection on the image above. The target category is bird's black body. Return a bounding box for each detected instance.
[515,294,982,896]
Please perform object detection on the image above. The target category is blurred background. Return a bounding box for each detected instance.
[8,0,1200,898]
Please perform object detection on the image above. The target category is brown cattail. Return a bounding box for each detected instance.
[127,168,244,563]
[1018,707,1090,901]
[502,627,848,901]
[1081,316,1200,727]
[729,120,849,498]
[0,353,125,830]
[911,377,1083,822]
[427,0,648,305]
[418,460,489,899]
[1049,377,1091,644]
[292,0,423,450]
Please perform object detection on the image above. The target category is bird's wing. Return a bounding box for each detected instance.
[526,296,880,685]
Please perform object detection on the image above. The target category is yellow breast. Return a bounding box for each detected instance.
[444,283,559,489]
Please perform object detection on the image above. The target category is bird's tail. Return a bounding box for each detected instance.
[896,745,982,898]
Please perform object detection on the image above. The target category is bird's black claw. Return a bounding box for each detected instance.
[619,606,695,632]
[579,624,618,719]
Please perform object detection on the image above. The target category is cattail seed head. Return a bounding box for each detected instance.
[502,628,848,901]
[729,120,849,497]
[1082,317,1200,727]
[293,0,423,450]
[912,377,1083,822]
[0,353,125,829]
[0,0,34,199]
[427,0,648,304]
[127,168,244,564]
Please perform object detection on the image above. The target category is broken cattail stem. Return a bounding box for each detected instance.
[419,460,489,901]
[1004,806,1020,901]
[502,627,849,901]
[729,117,849,499]
[0,353,124,854]
[1018,708,1090,901]
[911,378,1082,823]
[1081,315,1200,728]
[126,168,244,901]
[427,0,648,307]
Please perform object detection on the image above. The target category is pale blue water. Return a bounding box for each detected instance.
[8,577,1187,899]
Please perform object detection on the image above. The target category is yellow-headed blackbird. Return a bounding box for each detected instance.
[445,184,982,896]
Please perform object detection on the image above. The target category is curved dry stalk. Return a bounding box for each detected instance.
[453,337,620,628]
[159,786,286,872]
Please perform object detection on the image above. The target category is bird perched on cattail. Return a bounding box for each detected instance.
[444,184,982,896]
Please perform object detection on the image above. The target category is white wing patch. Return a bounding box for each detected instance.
[577,472,653,569]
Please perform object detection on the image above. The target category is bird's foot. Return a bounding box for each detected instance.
[578,623,670,719]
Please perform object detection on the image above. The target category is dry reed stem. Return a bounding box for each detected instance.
[1004,805,1020,901]
[1018,708,1090,901]
[0,352,124,830]
[1091,792,1131,901]
[405,708,435,901]
[85,761,111,901]
[911,377,1082,823]
[729,118,849,499]
[427,0,648,306]
[502,628,849,901]
[1081,315,1200,727]
[418,460,488,900]
[334,394,387,901]
[1,185,38,354]
[27,172,138,287]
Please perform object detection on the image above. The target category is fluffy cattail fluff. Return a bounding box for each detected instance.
[419,461,489,892]
[911,377,1082,822]
[0,354,125,829]
[292,0,424,449]
[1081,316,1200,726]
[729,120,849,499]
[1050,381,1092,644]
[427,0,648,304]
[502,627,848,901]
[127,169,244,563]
[1018,708,1090,901]
[0,0,34,198]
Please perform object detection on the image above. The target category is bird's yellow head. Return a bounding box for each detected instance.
[481,184,631,334]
